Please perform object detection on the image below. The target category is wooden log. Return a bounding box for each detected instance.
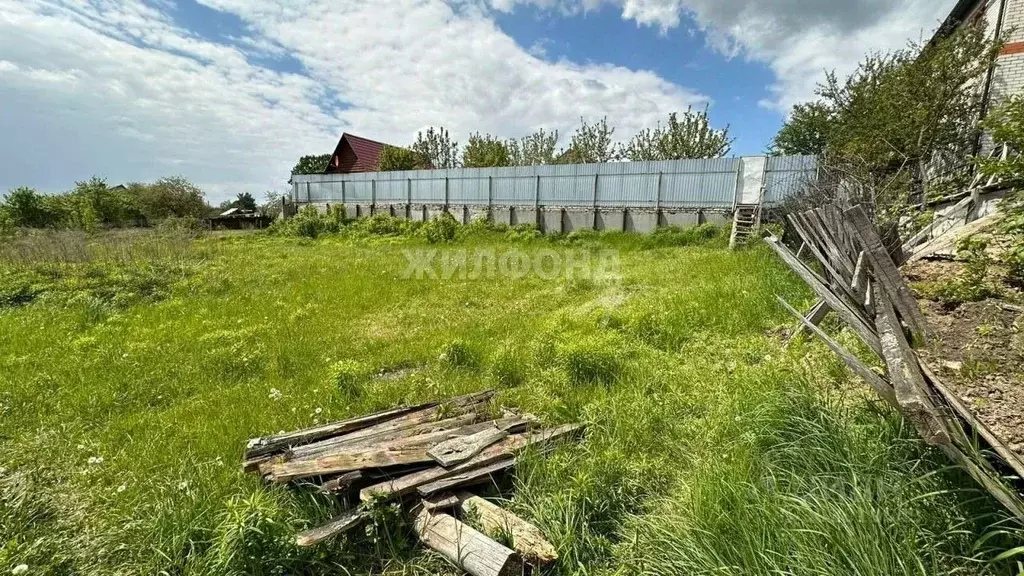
[873,286,949,446]
[845,205,930,344]
[295,508,370,547]
[245,402,435,460]
[457,492,558,565]
[777,296,896,407]
[423,492,461,512]
[418,459,514,496]
[361,424,584,502]
[413,508,524,576]
[429,427,510,467]
[764,236,882,356]
[920,359,1024,480]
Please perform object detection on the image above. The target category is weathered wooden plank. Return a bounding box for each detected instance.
[764,236,883,356]
[295,508,371,547]
[808,208,856,278]
[422,492,461,512]
[873,286,949,446]
[361,424,584,502]
[457,492,558,565]
[901,194,974,255]
[245,402,436,459]
[418,459,514,496]
[413,509,524,576]
[777,296,896,407]
[787,214,853,292]
[429,427,510,467]
[289,412,483,461]
[845,205,930,344]
[938,443,1024,521]
[920,359,1024,480]
[851,251,867,295]
[319,471,365,494]
[791,299,830,340]
[287,391,496,460]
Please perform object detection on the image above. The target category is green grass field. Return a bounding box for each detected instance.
[1,222,1022,575]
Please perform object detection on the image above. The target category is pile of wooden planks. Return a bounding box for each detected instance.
[771,204,1024,520]
[243,389,583,576]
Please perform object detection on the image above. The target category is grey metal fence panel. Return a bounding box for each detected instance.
[290,155,814,209]
[764,155,817,205]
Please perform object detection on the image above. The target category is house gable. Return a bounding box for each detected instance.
[325,133,391,174]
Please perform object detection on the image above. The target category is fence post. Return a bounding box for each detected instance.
[488,175,493,216]
[592,173,599,229]
[444,176,449,213]
[341,180,346,205]
[407,177,413,218]
[306,181,311,204]
[534,174,541,228]
[371,178,376,215]
[655,171,663,228]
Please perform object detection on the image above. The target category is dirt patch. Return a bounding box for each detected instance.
[908,260,1024,454]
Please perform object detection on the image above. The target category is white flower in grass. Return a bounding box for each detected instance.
[178,480,189,491]
[314,407,322,415]
[268,388,282,401]
[214,456,224,467]
[12,565,29,575]
[77,444,86,451]
[117,484,127,493]
[87,456,104,465]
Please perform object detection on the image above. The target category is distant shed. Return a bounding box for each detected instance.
[208,207,273,230]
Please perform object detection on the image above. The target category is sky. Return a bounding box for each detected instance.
[0,0,957,203]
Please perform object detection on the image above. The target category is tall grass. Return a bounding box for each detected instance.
[0,224,1021,575]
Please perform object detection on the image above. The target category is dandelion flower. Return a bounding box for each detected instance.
[117,484,127,493]
[12,565,29,575]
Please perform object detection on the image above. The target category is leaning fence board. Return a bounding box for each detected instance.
[792,299,830,340]
[765,236,882,356]
[429,427,510,467]
[787,214,853,292]
[413,509,524,576]
[920,360,1024,480]
[873,286,949,447]
[845,206,930,343]
[777,296,897,407]
[457,492,558,565]
[295,508,371,547]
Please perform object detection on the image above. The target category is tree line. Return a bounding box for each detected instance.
[0,177,270,231]
[291,106,733,176]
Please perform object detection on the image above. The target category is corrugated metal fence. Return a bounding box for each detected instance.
[290,155,817,211]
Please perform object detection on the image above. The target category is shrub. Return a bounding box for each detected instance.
[916,235,1001,308]
[644,223,722,248]
[439,339,479,369]
[269,205,343,238]
[506,223,542,241]
[356,214,408,237]
[327,359,367,398]
[420,212,459,243]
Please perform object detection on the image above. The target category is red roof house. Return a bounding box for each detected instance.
[324,133,393,174]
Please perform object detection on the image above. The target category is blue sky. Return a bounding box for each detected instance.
[0,0,955,201]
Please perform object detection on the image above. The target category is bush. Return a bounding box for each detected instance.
[420,212,459,243]
[439,339,479,369]
[916,235,1001,308]
[355,214,410,237]
[327,359,367,398]
[269,205,343,238]
[506,223,542,241]
[644,223,722,248]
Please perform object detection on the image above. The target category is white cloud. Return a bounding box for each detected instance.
[0,0,706,201]
[492,0,957,110]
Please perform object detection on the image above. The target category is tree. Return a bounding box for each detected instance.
[623,106,732,161]
[462,133,513,168]
[235,192,257,211]
[378,145,427,171]
[508,129,559,166]
[1,187,55,228]
[770,102,834,156]
[291,154,332,176]
[411,127,460,169]
[561,117,619,163]
[135,176,206,221]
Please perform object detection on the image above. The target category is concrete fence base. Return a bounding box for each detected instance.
[298,202,733,235]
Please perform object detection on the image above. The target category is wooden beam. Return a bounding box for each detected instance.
[791,299,830,340]
[361,424,584,502]
[413,508,524,576]
[429,427,510,467]
[289,412,485,461]
[418,459,514,496]
[457,492,558,565]
[873,286,949,446]
[319,471,364,494]
[764,236,882,356]
[845,206,930,344]
[295,508,370,547]
[777,296,896,407]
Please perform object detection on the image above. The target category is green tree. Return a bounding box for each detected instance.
[770,102,834,156]
[235,193,258,211]
[623,106,732,161]
[463,133,513,168]
[411,127,460,169]
[508,129,559,166]
[291,154,332,176]
[1,187,58,228]
[561,117,619,163]
[134,177,206,221]
[378,145,427,171]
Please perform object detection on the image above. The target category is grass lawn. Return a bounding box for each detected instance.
[1,223,1021,575]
